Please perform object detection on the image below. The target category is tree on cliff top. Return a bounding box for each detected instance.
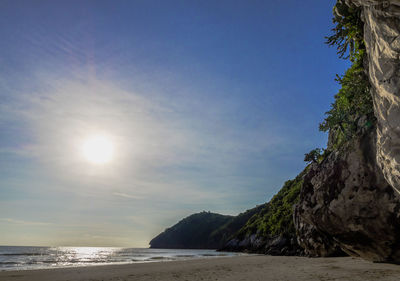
[304,148,322,164]
[326,0,364,61]
[320,0,374,148]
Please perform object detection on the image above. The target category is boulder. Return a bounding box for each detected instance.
[295,128,400,262]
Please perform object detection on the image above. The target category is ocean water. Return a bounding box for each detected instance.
[0,246,239,271]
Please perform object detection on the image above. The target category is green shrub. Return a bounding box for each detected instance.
[237,169,306,238]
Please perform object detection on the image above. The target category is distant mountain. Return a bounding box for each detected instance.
[149,212,233,249]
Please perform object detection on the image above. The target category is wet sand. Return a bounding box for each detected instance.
[1,255,400,281]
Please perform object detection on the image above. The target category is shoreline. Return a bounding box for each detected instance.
[0,252,246,272]
[1,255,400,281]
[0,247,240,272]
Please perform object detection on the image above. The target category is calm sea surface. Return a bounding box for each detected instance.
[0,246,239,271]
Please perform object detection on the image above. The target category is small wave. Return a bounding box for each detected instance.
[0,262,19,265]
[0,253,44,256]
[85,260,108,264]
[148,256,166,260]
[118,253,146,257]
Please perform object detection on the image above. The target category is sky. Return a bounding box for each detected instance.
[0,0,347,247]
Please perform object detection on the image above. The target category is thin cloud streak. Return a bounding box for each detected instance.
[0,218,52,226]
[112,192,144,200]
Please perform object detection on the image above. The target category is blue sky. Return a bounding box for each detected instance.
[0,0,347,247]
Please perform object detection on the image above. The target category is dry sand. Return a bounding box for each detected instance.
[1,255,400,281]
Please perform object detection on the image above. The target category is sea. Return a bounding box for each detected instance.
[0,246,240,271]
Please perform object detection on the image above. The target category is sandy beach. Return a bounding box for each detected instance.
[1,255,400,281]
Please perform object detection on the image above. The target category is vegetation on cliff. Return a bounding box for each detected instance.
[209,204,266,246]
[219,0,373,253]
[320,1,374,149]
[294,0,388,259]
[235,170,305,239]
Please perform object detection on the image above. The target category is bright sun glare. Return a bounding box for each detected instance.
[82,136,114,164]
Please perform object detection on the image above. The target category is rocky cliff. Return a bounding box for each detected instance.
[295,0,400,263]
[295,127,400,261]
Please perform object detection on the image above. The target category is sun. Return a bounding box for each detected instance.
[82,136,114,164]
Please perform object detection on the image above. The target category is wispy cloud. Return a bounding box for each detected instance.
[0,69,292,246]
[0,218,52,226]
[112,192,144,200]
[0,74,282,198]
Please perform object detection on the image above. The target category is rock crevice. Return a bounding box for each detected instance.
[353,0,400,194]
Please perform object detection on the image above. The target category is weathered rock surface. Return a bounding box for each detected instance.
[350,0,400,194]
[295,128,400,262]
[294,212,346,257]
[220,234,303,256]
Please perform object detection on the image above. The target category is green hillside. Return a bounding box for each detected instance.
[149,211,233,249]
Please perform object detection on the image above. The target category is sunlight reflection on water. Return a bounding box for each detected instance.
[0,246,240,271]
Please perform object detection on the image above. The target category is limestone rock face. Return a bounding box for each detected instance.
[295,129,400,262]
[351,0,400,194]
